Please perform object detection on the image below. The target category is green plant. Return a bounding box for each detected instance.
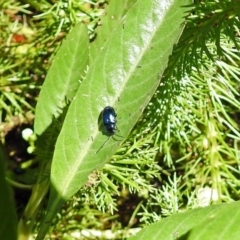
[1,0,240,239]
[32,0,190,239]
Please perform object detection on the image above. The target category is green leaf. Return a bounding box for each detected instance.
[33,23,89,240]
[36,0,190,238]
[90,0,138,63]
[128,201,240,240]
[34,23,89,136]
[52,0,190,200]
[0,143,17,240]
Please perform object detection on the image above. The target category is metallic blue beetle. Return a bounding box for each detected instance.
[102,106,117,135]
[96,106,121,153]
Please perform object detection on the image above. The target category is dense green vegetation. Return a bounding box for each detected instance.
[0,0,239,239]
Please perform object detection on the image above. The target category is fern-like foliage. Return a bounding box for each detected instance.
[136,0,240,222]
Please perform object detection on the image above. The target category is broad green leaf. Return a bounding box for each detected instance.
[52,0,190,200]
[34,23,89,136]
[90,0,138,63]
[128,201,240,240]
[32,23,88,240]
[36,0,190,238]
[0,143,17,240]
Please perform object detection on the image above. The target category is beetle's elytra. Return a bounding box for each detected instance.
[102,106,117,135]
[96,106,122,153]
